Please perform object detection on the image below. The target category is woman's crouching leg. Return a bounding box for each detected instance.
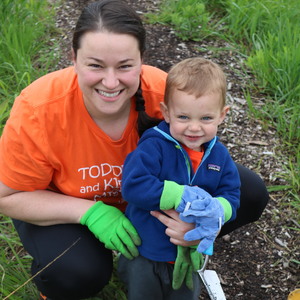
[13,220,113,300]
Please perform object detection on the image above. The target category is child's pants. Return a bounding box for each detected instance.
[118,254,201,300]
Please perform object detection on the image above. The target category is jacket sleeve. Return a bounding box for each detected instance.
[121,139,165,210]
[212,152,241,222]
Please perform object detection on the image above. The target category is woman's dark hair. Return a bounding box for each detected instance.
[72,0,145,57]
[72,0,161,136]
[135,84,162,136]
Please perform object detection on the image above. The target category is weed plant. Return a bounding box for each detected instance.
[0,216,38,300]
[221,0,300,210]
[0,0,59,298]
[224,0,300,142]
[0,0,59,134]
[145,0,219,41]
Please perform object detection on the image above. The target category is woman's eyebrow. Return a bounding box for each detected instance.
[87,57,134,64]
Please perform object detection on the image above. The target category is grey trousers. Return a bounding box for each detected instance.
[117,255,201,300]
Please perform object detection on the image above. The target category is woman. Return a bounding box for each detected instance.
[0,0,268,299]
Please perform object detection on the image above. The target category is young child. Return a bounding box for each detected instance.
[119,57,241,300]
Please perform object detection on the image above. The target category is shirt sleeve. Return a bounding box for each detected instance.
[0,93,53,191]
[141,65,167,119]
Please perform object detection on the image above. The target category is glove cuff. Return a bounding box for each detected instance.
[160,181,184,210]
[80,201,104,225]
[216,197,232,222]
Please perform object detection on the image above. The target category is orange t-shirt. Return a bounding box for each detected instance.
[0,65,166,211]
[182,145,204,173]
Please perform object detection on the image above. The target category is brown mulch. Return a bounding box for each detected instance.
[52,0,300,299]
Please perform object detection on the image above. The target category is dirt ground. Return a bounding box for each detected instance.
[53,0,299,299]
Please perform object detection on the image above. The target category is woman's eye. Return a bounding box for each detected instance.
[119,64,131,70]
[89,64,101,68]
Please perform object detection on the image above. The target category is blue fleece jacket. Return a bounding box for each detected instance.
[122,121,240,262]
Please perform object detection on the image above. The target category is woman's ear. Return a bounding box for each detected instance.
[72,49,77,70]
[160,102,170,123]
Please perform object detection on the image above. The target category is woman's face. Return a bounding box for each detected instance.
[73,31,142,120]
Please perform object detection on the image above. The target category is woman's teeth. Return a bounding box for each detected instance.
[97,90,120,97]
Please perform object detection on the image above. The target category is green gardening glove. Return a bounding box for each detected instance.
[80,201,141,260]
[172,246,203,290]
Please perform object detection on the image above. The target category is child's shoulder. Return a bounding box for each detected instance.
[211,138,231,156]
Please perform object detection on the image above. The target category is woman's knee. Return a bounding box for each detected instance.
[219,164,269,236]
[236,163,269,217]
[13,222,114,299]
[33,244,113,299]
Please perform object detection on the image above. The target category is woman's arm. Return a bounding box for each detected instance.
[150,209,199,247]
[0,181,94,226]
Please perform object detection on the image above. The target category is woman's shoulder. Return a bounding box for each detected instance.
[141,64,167,75]
[140,64,167,90]
[20,66,78,107]
[140,65,167,118]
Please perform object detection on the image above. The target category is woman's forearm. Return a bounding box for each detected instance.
[0,181,94,226]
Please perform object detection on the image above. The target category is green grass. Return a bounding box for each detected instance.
[0,216,38,299]
[145,0,221,41]
[0,0,60,134]
[0,0,60,298]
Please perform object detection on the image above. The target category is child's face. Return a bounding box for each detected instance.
[161,89,229,151]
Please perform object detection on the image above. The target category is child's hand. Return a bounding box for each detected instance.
[179,197,224,254]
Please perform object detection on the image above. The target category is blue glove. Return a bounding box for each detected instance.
[175,185,212,212]
[180,197,225,254]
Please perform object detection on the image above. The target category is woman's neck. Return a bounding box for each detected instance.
[92,105,131,140]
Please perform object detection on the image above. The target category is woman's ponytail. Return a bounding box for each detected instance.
[135,84,162,137]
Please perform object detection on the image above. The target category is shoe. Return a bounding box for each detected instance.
[39,292,52,300]
[40,293,47,300]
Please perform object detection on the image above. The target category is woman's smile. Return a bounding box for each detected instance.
[95,89,124,101]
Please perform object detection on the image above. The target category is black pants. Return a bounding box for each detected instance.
[117,255,201,300]
[12,221,113,300]
[12,163,268,299]
[219,163,269,236]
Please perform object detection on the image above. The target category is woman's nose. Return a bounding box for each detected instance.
[102,69,119,89]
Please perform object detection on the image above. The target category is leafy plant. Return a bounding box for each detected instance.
[0,216,38,299]
[0,0,60,298]
[0,0,59,96]
[145,0,214,41]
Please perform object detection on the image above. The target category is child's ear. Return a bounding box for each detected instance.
[160,102,170,123]
[218,105,230,124]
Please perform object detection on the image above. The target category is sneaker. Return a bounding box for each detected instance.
[39,292,52,300]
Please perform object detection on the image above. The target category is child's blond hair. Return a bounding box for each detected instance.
[164,57,227,107]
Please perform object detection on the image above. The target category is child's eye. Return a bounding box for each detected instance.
[202,116,212,121]
[178,115,188,120]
